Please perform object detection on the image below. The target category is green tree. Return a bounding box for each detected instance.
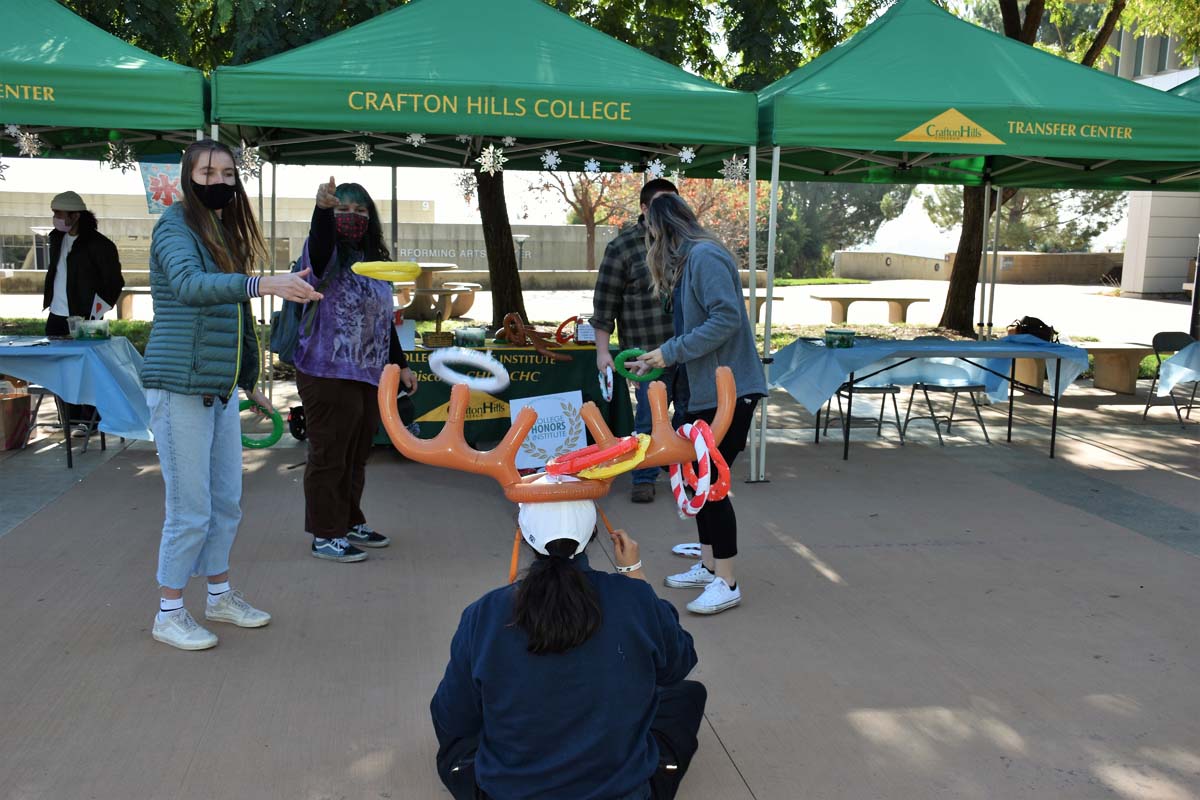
[923,185,1126,252]
[773,183,912,278]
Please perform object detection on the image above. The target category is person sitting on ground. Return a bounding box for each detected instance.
[431,487,707,800]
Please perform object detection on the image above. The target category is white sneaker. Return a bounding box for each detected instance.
[152,609,218,650]
[686,578,741,615]
[664,561,716,589]
[205,591,271,628]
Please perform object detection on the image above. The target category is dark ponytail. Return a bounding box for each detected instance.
[512,538,602,655]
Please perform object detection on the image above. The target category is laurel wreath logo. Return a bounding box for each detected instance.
[520,400,584,464]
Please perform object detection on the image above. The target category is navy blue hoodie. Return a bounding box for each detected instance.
[430,554,698,800]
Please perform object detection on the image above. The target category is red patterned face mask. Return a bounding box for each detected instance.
[334,212,369,242]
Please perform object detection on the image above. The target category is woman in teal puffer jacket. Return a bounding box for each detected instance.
[143,139,322,652]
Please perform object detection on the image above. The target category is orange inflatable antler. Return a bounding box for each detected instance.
[377,365,736,502]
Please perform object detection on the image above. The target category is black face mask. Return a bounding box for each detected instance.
[193,181,236,210]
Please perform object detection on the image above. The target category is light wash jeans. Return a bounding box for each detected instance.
[147,389,243,590]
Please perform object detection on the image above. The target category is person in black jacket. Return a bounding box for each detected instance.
[42,191,125,434]
[43,191,124,336]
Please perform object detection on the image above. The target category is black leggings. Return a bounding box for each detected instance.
[436,681,707,800]
[685,395,760,561]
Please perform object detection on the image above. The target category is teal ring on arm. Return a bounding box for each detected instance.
[240,399,284,449]
[614,348,663,383]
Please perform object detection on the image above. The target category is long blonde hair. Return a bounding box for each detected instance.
[179,140,267,275]
[644,193,731,295]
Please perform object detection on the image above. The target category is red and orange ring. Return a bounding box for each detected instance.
[546,435,640,476]
[555,316,578,344]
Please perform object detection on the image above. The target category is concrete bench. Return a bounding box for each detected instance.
[1015,342,1153,395]
[743,292,782,323]
[115,286,153,320]
[810,294,929,324]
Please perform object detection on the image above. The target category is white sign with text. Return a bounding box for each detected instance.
[510,390,585,470]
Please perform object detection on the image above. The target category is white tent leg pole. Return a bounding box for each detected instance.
[977,182,992,341]
[756,146,781,483]
[210,123,218,141]
[195,129,204,141]
[391,166,399,257]
[987,187,1002,340]
[258,169,270,402]
[270,162,278,403]
[746,145,759,482]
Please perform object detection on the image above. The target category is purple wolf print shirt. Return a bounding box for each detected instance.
[292,241,393,386]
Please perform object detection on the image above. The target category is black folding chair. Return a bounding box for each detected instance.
[1142,331,1198,427]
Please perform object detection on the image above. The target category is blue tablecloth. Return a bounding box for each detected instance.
[0,336,152,441]
[1158,341,1200,396]
[769,335,1089,414]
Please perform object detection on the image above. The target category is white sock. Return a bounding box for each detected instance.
[158,596,184,621]
[207,581,231,605]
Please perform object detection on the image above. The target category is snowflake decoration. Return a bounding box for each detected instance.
[678,147,696,164]
[406,132,427,147]
[540,149,562,170]
[105,141,137,173]
[4,124,20,137]
[0,157,7,181]
[475,144,507,175]
[671,169,685,184]
[720,154,749,184]
[17,131,43,157]
[455,134,472,144]
[583,158,601,174]
[236,145,262,179]
[502,136,518,147]
[455,171,478,203]
[619,162,634,175]
[645,159,666,179]
[354,142,373,164]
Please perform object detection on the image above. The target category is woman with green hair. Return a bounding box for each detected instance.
[294,177,419,563]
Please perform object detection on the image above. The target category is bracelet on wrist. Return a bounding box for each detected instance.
[616,560,642,574]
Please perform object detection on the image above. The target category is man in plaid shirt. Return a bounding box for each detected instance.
[592,178,681,503]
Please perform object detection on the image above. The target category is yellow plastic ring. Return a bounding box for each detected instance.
[578,434,651,480]
[351,261,422,282]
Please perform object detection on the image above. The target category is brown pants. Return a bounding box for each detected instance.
[296,371,380,538]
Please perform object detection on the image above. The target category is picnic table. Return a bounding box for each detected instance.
[1016,342,1154,395]
[770,335,1089,459]
[810,293,929,324]
[116,286,153,319]
[406,263,461,321]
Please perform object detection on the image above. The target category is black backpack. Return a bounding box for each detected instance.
[1008,316,1058,342]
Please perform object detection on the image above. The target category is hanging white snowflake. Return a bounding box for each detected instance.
[583,158,601,174]
[671,169,685,184]
[475,144,507,176]
[0,157,8,181]
[619,162,634,175]
[354,142,373,164]
[502,136,518,147]
[105,141,137,173]
[455,134,472,144]
[236,145,262,179]
[678,147,696,164]
[455,171,478,203]
[645,159,666,179]
[540,150,562,170]
[4,124,20,137]
[720,154,749,184]
[406,133,427,147]
[17,131,43,157]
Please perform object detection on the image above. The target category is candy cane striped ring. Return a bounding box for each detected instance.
[669,423,712,518]
[682,420,731,502]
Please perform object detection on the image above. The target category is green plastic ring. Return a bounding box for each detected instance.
[614,348,663,383]
[239,399,284,449]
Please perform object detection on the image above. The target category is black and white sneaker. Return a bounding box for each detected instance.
[311,537,368,562]
[346,523,390,548]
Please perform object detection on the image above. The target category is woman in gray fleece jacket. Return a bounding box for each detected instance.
[633,194,767,617]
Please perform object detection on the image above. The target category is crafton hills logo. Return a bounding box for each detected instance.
[897,108,1005,145]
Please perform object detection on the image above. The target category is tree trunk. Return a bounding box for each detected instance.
[583,208,597,271]
[476,170,528,329]
[939,185,986,336]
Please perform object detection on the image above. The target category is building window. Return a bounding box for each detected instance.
[1156,36,1169,73]
[1134,35,1145,76]
[0,235,34,270]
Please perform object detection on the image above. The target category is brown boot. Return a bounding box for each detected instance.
[631,484,655,504]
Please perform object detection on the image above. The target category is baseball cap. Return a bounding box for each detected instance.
[517,476,597,558]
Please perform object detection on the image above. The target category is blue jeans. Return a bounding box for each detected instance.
[632,366,686,486]
[147,389,244,590]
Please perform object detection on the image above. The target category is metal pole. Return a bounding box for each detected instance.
[746,145,759,482]
[1189,232,1199,340]
[258,165,270,402]
[210,123,218,141]
[986,186,1002,340]
[391,166,399,257]
[977,183,992,341]
[270,163,278,402]
[755,146,781,482]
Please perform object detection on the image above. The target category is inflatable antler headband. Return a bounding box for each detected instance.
[377,365,736,503]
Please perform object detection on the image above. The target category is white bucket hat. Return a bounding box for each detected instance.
[517,476,597,558]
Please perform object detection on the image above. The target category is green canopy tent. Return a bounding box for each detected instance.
[740,0,1200,479]
[1170,75,1200,101]
[0,0,206,161]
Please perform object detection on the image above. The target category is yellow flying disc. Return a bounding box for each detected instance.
[351,261,422,282]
